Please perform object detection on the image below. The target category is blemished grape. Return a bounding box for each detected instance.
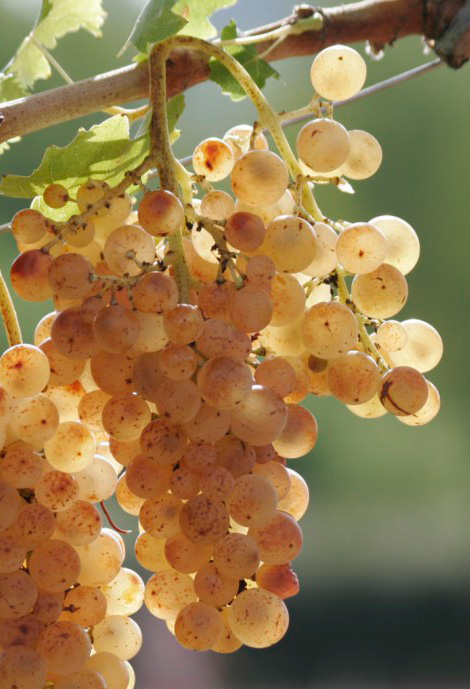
[0,344,50,399]
[93,304,140,354]
[138,190,185,237]
[215,435,256,478]
[140,493,183,539]
[273,404,318,458]
[104,225,155,276]
[35,470,79,512]
[153,377,201,424]
[351,263,408,318]
[228,588,289,648]
[179,494,230,544]
[102,392,151,441]
[29,539,81,593]
[76,530,125,587]
[54,669,107,689]
[140,419,187,465]
[76,179,109,216]
[132,272,179,314]
[376,320,408,352]
[301,301,358,359]
[197,355,253,409]
[253,460,291,500]
[296,118,350,173]
[228,284,273,333]
[384,319,443,373]
[256,563,300,599]
[134,531,171,572]
[379,365,428,416]
[369,215,420,275]
[63,220,96,248]
[199,464,234,502]
[62,586,107,627]
[228,474,277,527]
[200,190,235,221]
[255,356,297,398]
[193,137,235,182]
[341,129,383,179]
[310,45,367,101]
[9,394,59,448]
[74,455,118,502]
[11,208,48,244]
[116,474,145,516]
[126,455,172,499]
[278,468,310,521]
[45,421,96,473]
[212,607,243,654]
[175,601,223,651]
[196,319,251,361]
[93,615,142,660]
[245,254,276,289]
[225,211,265,251]
[48,253,93,299]
[11,249,54,301]
[52,306,100,360]
[0,529,27,573]
[37,620,91,675]
[303,221,338,277]
[231,150,289,206]
[40,337,85,386]
[268,273,306,326]
[0,613,45,650]
[0,570,38,620]
[335,222,387,274]
[260,215,318,273]
[163,304,204,344]
[223,123,269,160]
[55,500,102,545]
[0,646,47,689]
[182,402,231,444]
[327,351,380,404]
[193,562,238,607]
[144,570,197,620]
[347,392,388,419]
[164,532,212,574]
[15,502,56,548]
[249,510,303,564]
[100,568,144,616]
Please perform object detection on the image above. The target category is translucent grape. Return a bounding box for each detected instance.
[303,221,338,277]
[40,337,85,386]
[35,470,79,512]
[164,532,212,574]
[134,531,171,572]
[0,570,38,620]
[310,45,367,100]
[29,539,81,592]
[129,312,169,355]
[296,118,350,173]
[200,190,235,221]
[37,620,91,675]
[230,384,288,446]
[10,249,53,302]
[351,263,408,318]
[93,305,140,354]
[76,530,124,587]
[51,307,100,360]
[175,601,223,651]
[246,254,276,290]
[253,460,291,501]
[335,222,387,274]
[144,570,197,620]
[231,150,289,206]
[11,208,48,244]
[54,669,106,689]
[0,646,46,689]
[259,318,305,357]
[197,280,237,321]
[301,301,358,359]
[0,613,44,649]
[379,365,428,416]
[369,215,420,275]
[196,319,251,362]
[137,190,185,237]
[194,562,238,608]
[384,319,443,373]
[63,221,96,248]
[199,465,234,502]
[116,474,144,516]
[182,402,231,444]
[0,344,50,399]
[269,272,306,326]
[223,124,268,160]
[277,468,309,521]
[132,272,179,314]
[212,607,243,653]
[100,568,144,616]
[140,494,183,539]
[74,455,118,502]
[76,179,109,216]
[103,225,155,276]
[228,474,277,527]
[197,355,253,409]
[341,129,383,179]
[261,215,317,273]
[101,392,151,441]
[228,588,288,648]
[87,652,130,689]
[249,510,303,564]
[215,435,256,478]
[273,404,318,458]
[225,211,265,251]
[0,441,44,489]
[77,390,110,440]
[154,377,201,424]
[213,532,260,579]
[45,421,96,473]
[42,381,85,422]
[193,137,234,182]
[346,392,388,419]
[327,351,380,404]
[179,494,229,544]
[62,586,107,627]
[376,320,408,352]
[10,394,59,447]
[398,380,440,426]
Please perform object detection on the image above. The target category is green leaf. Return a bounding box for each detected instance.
[122,0,187,55]
[209,20,278,101]
[124,0,237,54]
[0,0,107,102]
[0,116,149,199]
[133,93,186,140]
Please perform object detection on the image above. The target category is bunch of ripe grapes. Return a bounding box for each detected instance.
[0,45,442,689]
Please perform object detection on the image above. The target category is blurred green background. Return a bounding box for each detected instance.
[1,0,469,686]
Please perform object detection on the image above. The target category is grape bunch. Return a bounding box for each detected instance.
[0,44,442,688]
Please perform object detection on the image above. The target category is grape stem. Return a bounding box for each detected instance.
[100,501,132,535]
[0,270,22,346]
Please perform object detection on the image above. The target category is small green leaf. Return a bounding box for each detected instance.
[0,116,149,199]
[0,0,106,102]
[122,0,187,55]
[173,0,237,39]
[209,20,278,101]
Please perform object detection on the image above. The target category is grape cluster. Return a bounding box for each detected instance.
[0,45,442,687]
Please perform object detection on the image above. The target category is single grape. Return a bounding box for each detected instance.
[144,570,197,620]
[223,123,268,160]
[310,45,367,101]
[62,586,107,627]
[340,129,383,179]
[273,404,318,458]
[301,301,358,359]
[351,263,408,318]
[138,190,185,237]
[225,211,265,251]
[278,468,310,521]
[231,150,289,206]
[369,215,420,275]
[37,620,91,675]
[249,510,303,564]
[256,563,300,599]
[29,539,81,593]
[335,222,387,274]
[197,355,253,409]
[175,601,223,651]
[379,365,428,416]
[48,253,93,299]
[192,137,235,182]
[296,118,350,173]
[11,208,48,244]
[228,588,289,648]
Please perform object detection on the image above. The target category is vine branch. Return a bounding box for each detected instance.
[0,0,468,146]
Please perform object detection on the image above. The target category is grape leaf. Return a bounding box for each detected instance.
[0,0,107,101]
[0,116,149,198]
[123,0,237,54]
[209,20,278,101]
